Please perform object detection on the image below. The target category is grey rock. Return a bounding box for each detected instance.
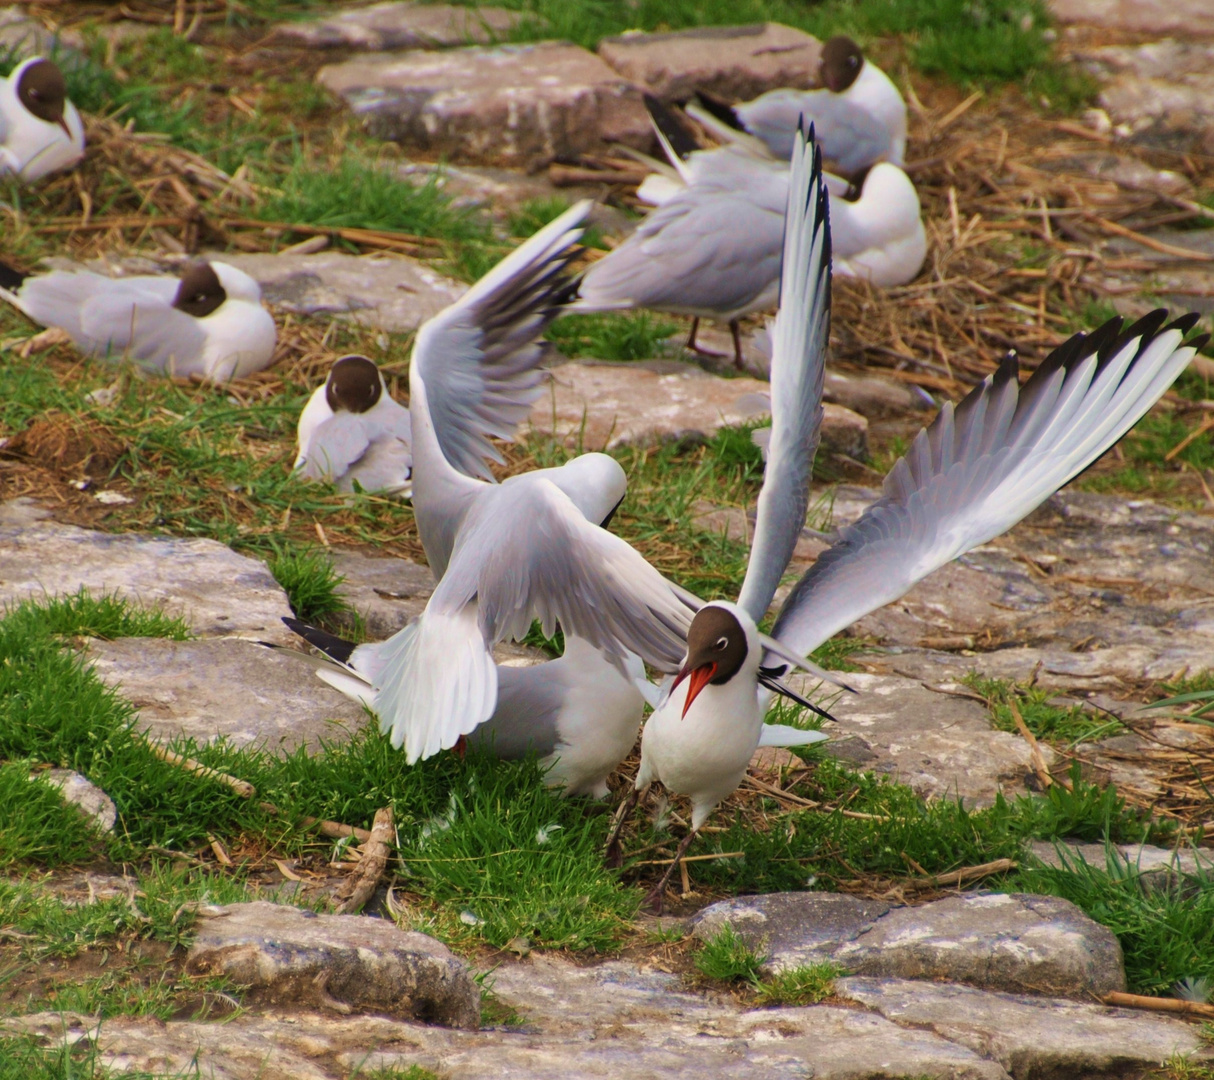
[185,901,479,1028]
[0,506,295,644]
[794,671,1050,806]
[37,770,116,833]
[526,360,868,457]
[319,41,652,169]
[840,976,1209,1076]
[0,7,66,56]
[1049,0,1214,36]
[275,2,521,50]
[689,893,891,971]
[330,548,435,638]
[1077,40,1214,154]
[834,892,1126,997]
[86,638,369,753]
[598,23,820,104]
[824,368,935,420]
[212,250,466,333]
[1029,839,1214,890]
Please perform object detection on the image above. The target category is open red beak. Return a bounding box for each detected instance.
[674,662,717,719]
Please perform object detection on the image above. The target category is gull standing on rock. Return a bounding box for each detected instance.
[609,132,1208,911]
[294,355,413,497]
[691,35,906,175]
[0,260,277,381]
[0,57,85,182]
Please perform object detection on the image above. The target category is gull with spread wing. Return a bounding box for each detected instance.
[608,131,1208,910]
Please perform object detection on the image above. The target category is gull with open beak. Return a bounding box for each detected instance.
[610,124,1209,911]
[0,57,85,182]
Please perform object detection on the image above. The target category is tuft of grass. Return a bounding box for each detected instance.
[508,197,607,249]
[0,590,191,643]
[753,961,843,1006]
[546,312,680,362]
[1011,848,1214,996]
[0,763,102,869]
[695,925,769,983]
[268,545,348,623]
[964,674,1125,746]
[0,1036,181,1080]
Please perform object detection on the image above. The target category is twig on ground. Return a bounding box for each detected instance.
[334,805,396,915]
[901,857,1018,892]
[148,743,256,798]
[1102,992,1214,1021]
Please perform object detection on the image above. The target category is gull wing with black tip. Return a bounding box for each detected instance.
[770,310,1209,663]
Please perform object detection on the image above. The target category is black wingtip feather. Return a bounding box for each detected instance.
[1164,312,1202,337]
[282,616,356,665]
[643,92,700,159]
[1187,333,1210,354]
[1100,309,1168,369]
[693,89,746,132]
[0,259,27,291]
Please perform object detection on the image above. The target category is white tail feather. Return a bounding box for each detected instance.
[758,723,830,747]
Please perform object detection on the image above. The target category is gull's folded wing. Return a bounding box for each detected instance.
[771,311,1208,659]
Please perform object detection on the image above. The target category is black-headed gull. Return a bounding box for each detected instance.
[608,126,1208,911]
[294,355,413,497]
[0,57,85,182]
[0,260,277,381]
[690,36,906,176]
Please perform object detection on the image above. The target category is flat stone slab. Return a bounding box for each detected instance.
[275,2,520,50]
[688,891,1125,998]
[598,23,820,103]
[689,893,891,971]
[834,892,1126,997]
[527,360,868,457]
[330,548,435,638]
[840,976,1210,1076]
[1077,40,1214,154]
[1049,0,1214,35]
[186,902,479,1027]
[86,638,369,752]
[0,499,295,645]
[1029,839,1214,884]
[798,671,1048,807]
[213,251,466,333]
[319,41,652,169]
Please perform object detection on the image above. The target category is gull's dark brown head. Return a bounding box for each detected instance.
[820,36,864,93]
[326,355,382,414]
[173,263,226,318]
[17,59,70,135]
[675,605,749,718]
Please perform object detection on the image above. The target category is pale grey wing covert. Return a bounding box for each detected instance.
[413,203,589,483]
[296,412,371,483]
[435,474,697,673]
[466,663,564,758]
[77,295,209,371]
[578,192,784,316]
[801,95,895,175]
[770,311,1208,662]
[736,129,832,625]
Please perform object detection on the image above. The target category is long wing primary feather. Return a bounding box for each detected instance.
[736,124,831,625]
[770,311,1208,660]
[412,202,589,482]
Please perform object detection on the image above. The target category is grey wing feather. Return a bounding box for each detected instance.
[413,202,589,481]
[467,663,563,758]
[737,129,831,624]
[77,295,208,371]
[577,191,784,316]
[771,311,1206,659]
[741,91,890,173]
[435,475,697,672]
[297,413,372,484]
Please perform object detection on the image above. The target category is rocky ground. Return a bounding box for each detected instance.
[1,0,1214,1077]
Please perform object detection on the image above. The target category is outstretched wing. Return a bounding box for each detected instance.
[360,473,699,761]
[411,202,589,482]
[736,125,831,624]
[770,311,1208,660]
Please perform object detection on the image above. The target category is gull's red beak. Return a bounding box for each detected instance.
[675,662,717,719]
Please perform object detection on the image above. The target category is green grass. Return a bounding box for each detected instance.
[695,925,768,982]
[753,961,843,1005]
[0,763,101,870]
[0,1037,184,1080]
[546,312,681,362]
[1012,848,1214,996]
[964,674,1126,747]
[268,545,348,623]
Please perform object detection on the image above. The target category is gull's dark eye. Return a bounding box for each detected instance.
[716,636,729,650]
[849,55,859,66]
